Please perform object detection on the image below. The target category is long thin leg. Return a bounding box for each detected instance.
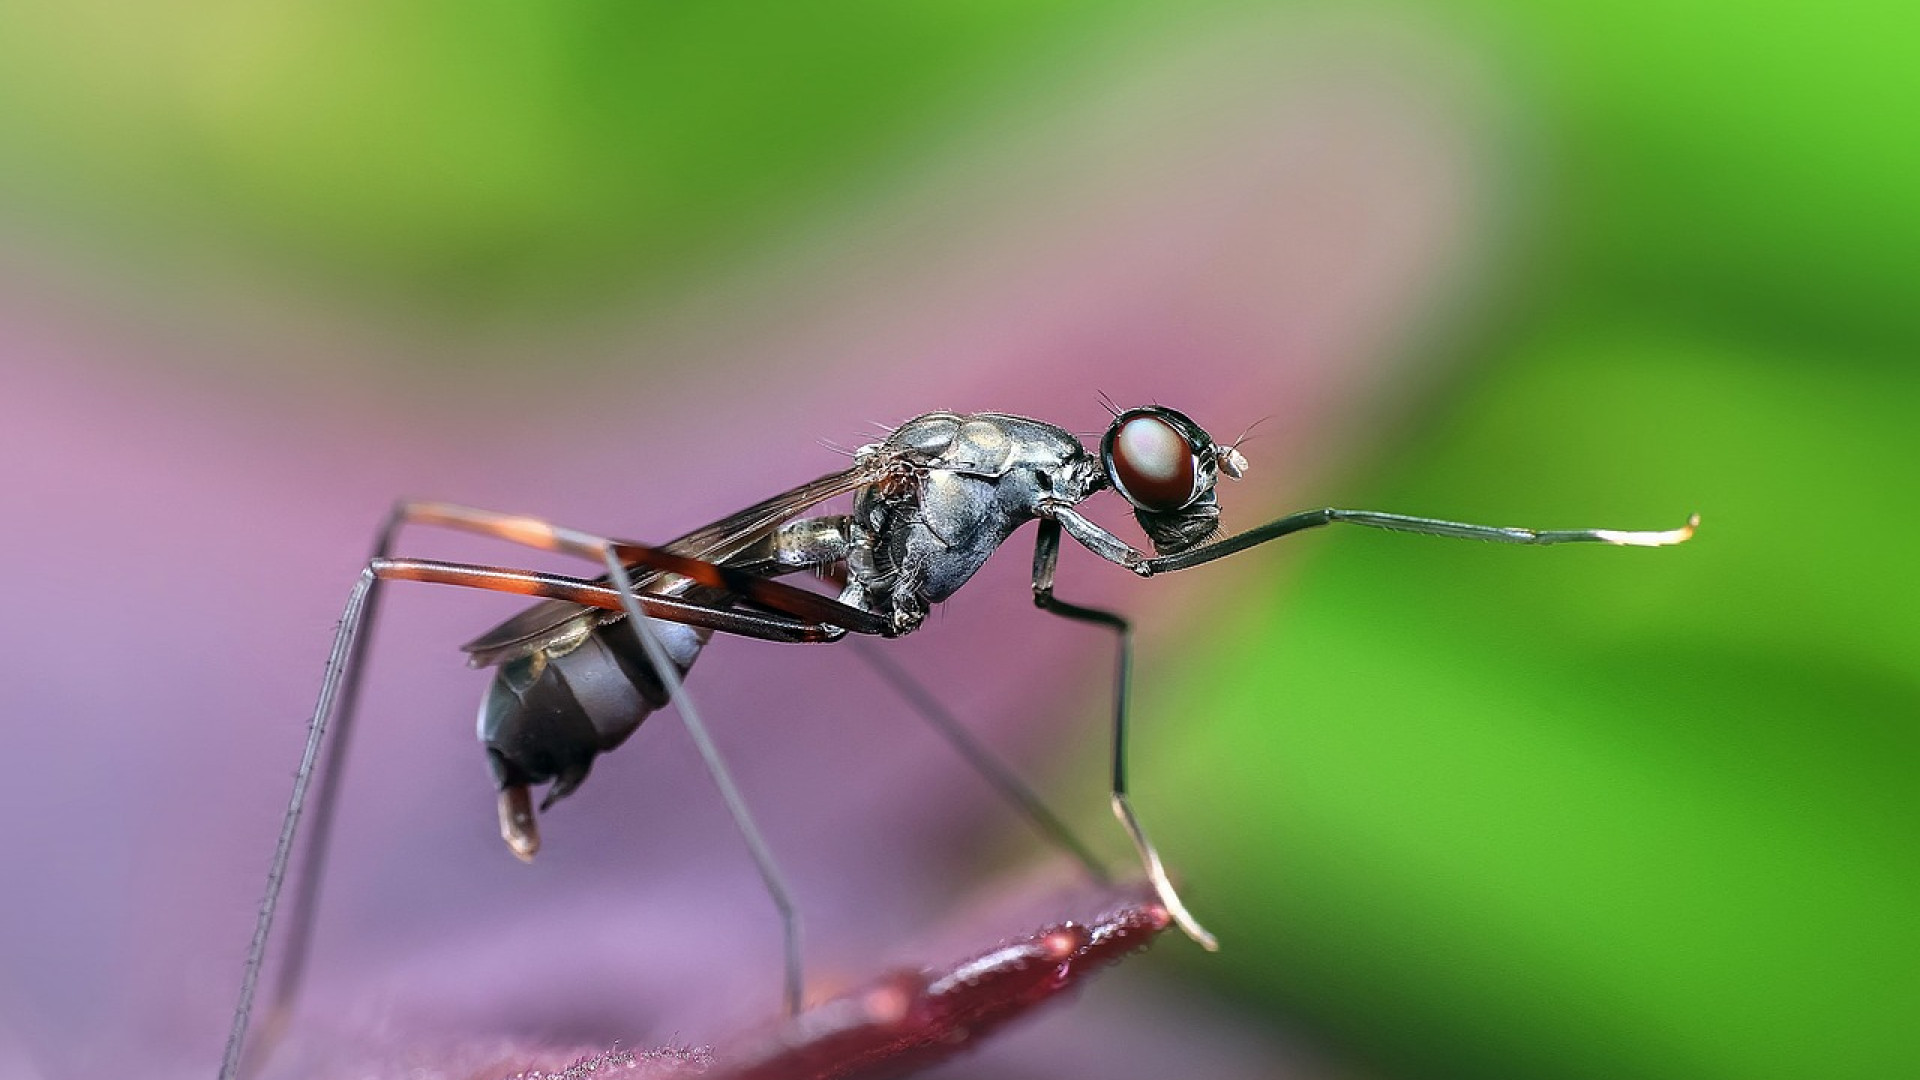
[446,503,819,1011]
[373,504,821,1012]
[1029,519,1219,950]
[402,500,890,635]
[222,565,375,1080]
[231,493,422,1080]
[848,639,1111,885]
[224,562,844,1079]
[1047,503,1696,578]
[376,500,897,1011]
[373,558,842,642]
[1147,508,1697,574]
[230,503,864,1078]
[603,552,804,1015]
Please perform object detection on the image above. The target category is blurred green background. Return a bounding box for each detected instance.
[1138,4,1918,1079]
[1,2,1911,1079]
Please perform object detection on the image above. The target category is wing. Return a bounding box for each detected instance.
[460,459,891,668]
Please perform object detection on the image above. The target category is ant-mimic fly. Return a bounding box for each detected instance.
[221,404,1695,1078]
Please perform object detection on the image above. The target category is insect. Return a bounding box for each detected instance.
[220,405,1695,1078]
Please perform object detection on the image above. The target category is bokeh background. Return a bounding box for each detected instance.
[0,3,1912,1080]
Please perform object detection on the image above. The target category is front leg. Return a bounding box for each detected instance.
[1045,502,1695,576]
[1043,504,1153,573]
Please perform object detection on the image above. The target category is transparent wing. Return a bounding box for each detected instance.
[460,460,891,667]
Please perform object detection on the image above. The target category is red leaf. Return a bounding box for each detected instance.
[710,891,1170,1080]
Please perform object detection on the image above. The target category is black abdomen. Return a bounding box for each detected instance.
[477,618,708,809]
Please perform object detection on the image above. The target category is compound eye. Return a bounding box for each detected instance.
[1106,411,1202,512]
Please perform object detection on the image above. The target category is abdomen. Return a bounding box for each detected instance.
[477,617,709,809]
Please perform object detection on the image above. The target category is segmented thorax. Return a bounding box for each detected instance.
[850,412,1099,627]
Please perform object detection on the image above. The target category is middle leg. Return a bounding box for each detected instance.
[1030,519,1219,950]
[848,639,1111,885]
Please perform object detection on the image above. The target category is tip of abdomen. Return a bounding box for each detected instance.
[498,785,541,862]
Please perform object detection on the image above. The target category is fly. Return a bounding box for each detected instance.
[220,405,1696,1078]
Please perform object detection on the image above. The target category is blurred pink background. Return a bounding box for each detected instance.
[0,16,1494,1080]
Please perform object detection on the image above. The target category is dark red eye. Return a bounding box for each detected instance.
[1104,411,1201,512]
